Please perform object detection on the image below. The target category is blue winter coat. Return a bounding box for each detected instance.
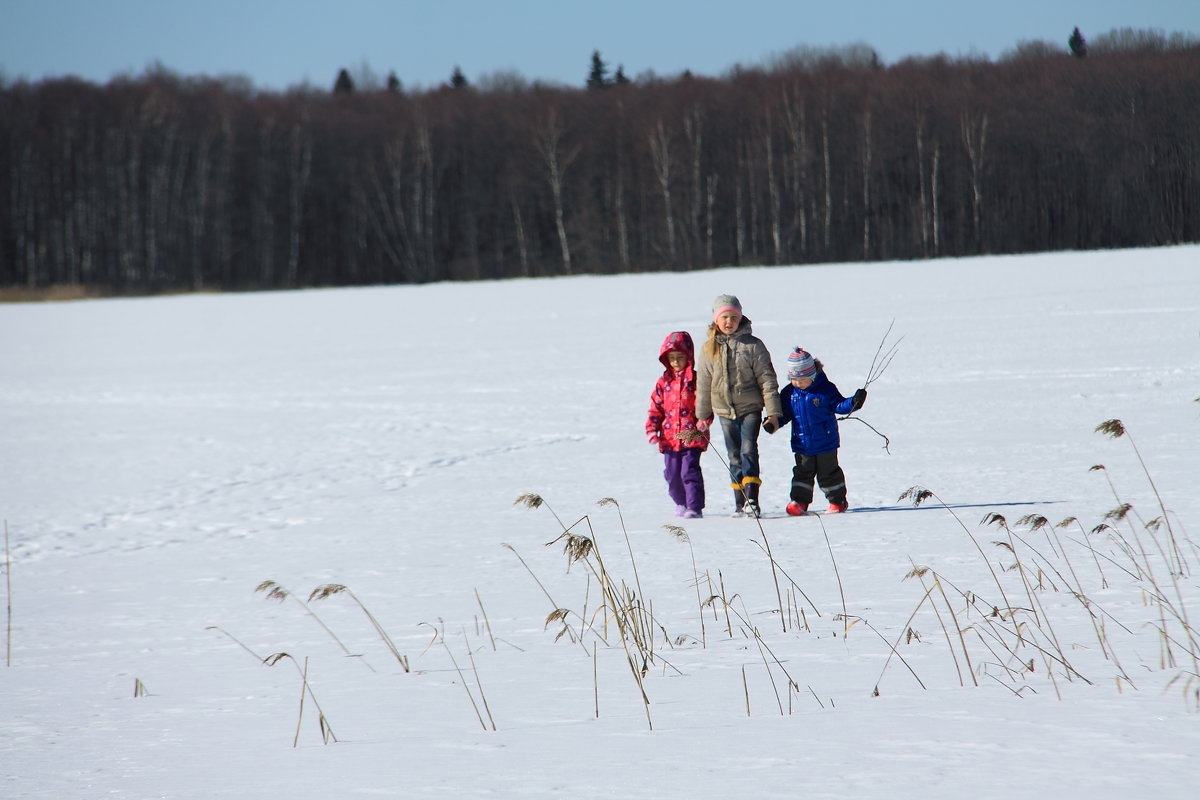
[778,372,856,456]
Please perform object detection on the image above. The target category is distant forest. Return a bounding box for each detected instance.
[2,28,1198,293]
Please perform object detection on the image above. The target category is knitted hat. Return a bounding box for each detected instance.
[787,347,817,381]
[712,294,742,323]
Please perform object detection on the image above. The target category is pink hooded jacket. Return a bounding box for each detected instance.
[646,331,709,453]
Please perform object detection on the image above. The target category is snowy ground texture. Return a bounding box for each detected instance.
[3,246,1200,799]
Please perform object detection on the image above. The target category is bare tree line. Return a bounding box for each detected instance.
[1,42,1198,292]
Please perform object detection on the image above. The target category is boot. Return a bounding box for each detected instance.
[730,484,746,518]
[743,480,762,518]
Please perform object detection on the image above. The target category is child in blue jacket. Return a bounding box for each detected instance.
[771,347,866,514]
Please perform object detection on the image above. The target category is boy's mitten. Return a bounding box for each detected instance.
[851,388,868,411]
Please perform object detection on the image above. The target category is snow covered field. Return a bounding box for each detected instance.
[3,246,1199,799]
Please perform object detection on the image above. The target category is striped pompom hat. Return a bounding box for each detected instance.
[787,347,817,381]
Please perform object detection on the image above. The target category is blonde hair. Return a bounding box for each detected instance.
[703,312,750,359]
[702,322,721,359]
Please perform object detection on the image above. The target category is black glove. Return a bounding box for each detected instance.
[851,388,867,411]
[762,417,778,434]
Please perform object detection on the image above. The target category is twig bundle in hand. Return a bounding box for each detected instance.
[839,320,902,452]
[863,319,903,388]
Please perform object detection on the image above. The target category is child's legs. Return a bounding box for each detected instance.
[680,448,705,511]
[718,416,745,485]
[662,451,687,506]
[719,414,761,484]
[814,450,848,504]
[790,454,817,504]
[736,414,762,480]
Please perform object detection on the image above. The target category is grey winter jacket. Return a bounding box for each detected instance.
[695,317,783,421]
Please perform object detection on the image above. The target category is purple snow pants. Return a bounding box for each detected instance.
[663,448,705,513]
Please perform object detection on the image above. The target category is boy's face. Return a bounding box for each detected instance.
[790,377,814,389]
[715,310,742,335]
[666,351,688,371]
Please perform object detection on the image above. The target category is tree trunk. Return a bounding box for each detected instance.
[253,119,276,286]
[782,86,809,256]
[415,118,436,281]
[533,109,575,274]
[511,197,530,275]
[961,110,988,253]
[861,108,872,260]
[821,113,832,254]
[683,105,703,266]
[931,140,941,257]
[764,113,782,265]
[649,119,676,265]
[285,121,312,287]
[705,173,718,266]
[916,113,930,257]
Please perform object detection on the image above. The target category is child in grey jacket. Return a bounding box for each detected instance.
[695,294,782,518]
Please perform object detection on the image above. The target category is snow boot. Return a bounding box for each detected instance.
[786,501,808,516]
[743,480,762,518]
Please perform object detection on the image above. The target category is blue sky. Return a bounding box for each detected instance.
[4,0,1199,91]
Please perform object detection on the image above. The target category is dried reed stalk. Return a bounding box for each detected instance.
[902,486,1016,615]
[256,580,374,671]
[309,584,408,672]
[665,525,707,647]
[474,588,496,650]
[1095,420,1199,673]
[599,497,650,635]
[263,652,337,746]
[747,539,822,618]
[526,496,656,729]
[205,625,265,662]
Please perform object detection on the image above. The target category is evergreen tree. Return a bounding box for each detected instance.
[386,71,401,93]
[333,68,355,93]
[587,50,609,90]
[614,64,630,85]
[450,65,469,89]
[1069,27,1088,58]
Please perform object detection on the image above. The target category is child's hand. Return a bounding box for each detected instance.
[648,432,662,448]
[762,415,781,434]
[851,388,867,411]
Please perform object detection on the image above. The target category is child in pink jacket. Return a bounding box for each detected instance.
[646,331,708,518]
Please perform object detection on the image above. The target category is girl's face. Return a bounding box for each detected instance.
[790,377,814,389]
[715,310,742,335]
[666,351,688,371]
